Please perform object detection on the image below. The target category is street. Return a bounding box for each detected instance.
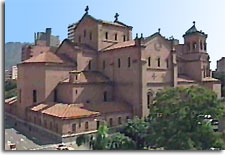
[4,115,90,150]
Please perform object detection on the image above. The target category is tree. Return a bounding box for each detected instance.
[76,124,137,150]
[147,86,225,150]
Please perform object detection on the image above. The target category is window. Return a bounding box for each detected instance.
[157,58,161,67]
[105,32,108,40]
[96,121,100,129]
[78,35,81,43]
[54,89,57,102]
[200,41,203,50]
[84,30,86,37]
[118,117,122,125]
[103,60,105,70]
[115,33,117,40]
[109,118,113,127]
[128,57,131,68]
[79,120,81,128]
[72,124,76,132]
[85,122,89,130]
[193,42,197,50]
[118,58,121,68]
[123,35,126,42]
[104,91,107,102]
[75,75,78,80]
[88,60,92,70]
[147,93,151,109]
[166,59,169,68]
[89,32,92,40]
[148,57,151,67]
[204,42,207,51]
[75,89,78,94]
[33,90,37,103]
[126,116,129,121]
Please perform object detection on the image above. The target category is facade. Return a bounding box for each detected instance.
[68,23,77,41]
[21,28,60,61]
[11,66,18,80]
[10,8,221,139]
[216,57,225,73]
[5,65,18,80]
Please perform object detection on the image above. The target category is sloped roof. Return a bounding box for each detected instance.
[22,51,64,64]
[30,102,132,119]
[5,96,17,105]
[66,71,111,83]
[177,75,196,83]
[30,102,100,119]
[74,13,132,32]
[183,22,207,37]
[101,40,135,51]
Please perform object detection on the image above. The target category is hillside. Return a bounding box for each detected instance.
[5,42,30,70]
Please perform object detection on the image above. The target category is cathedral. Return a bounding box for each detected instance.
[6,6,221,140]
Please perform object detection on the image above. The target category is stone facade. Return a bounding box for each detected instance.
[12,8,221,138]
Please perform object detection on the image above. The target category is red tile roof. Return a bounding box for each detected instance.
[30,102,132,119]
[30,102,100,119]
[22,51,64,64]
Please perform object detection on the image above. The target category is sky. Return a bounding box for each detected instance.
[5,0,225,70]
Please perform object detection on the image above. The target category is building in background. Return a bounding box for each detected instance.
[215,57,225,73]
[68,23,77,41]
[7,6,222,141]
[11,66,18,80]
[21,28,60,61]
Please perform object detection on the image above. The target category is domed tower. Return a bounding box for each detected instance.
[182,21,211,81]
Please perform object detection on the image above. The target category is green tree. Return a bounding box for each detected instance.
[147,86,225,150]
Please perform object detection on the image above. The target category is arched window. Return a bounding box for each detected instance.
[103,60,105,70]
[123,35,126,42]
[147,91,153,109]
[128,57,131,68]
[89,32,92,40]
[85,122,89,130]
[109,118,113,127]
[105,32,108,40]
[157,58,161,67]
[118,117,122,125]
[88,60,92,70]
[148,57,151,67]
[200,41,203,50]
[104,91,107,102]
[193,42,197,50]
[204,42,207,51]
[115,33,117,40]
[118,58,121,68]
[72,123,76,132]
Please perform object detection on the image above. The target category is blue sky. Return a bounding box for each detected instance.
[5,0,225,70]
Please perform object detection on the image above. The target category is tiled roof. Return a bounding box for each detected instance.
[63,71,111,84]
[30,102,132,119]
[22,51,64,64]
[30,102,100,119]
[101,40,135,51]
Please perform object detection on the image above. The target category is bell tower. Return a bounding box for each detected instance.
[183,21,208,53]
[182,22,211,81]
